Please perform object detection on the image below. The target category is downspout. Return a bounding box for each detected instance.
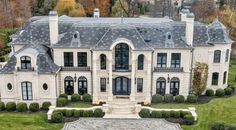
[189,48,194,94]
[151,50,154,97]
[55,68,61,98]
[90,50,93,96]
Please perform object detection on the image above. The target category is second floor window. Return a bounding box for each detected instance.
[100,54,106,70]
[137,78,143,92]
[78,52,87,67]
[171,53,181,68]
[225,49,229,62]
[138,54,144,70]
[100,78,106,92]
[212,72,219,85]
[214,50,221,63]
[64,52,73,67]
[21,56,31,69]
[157,53,167,68]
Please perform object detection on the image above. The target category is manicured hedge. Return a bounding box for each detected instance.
[180,111,191,118]
[184,114,194,125]
[73,110,83,117]
[59,94,68,100]
[139,109,150,118]
[161,111,171,118]
[151,111,162,118]
[56,98,67,107]
[83,110,93,117]
[151,94,163,103]
[164,94,173,103]
[82,94,92,102]
[225,88,233,95]
[174,95,185,103]
[41,102,51,110]
[16,102,28,112]
[211,122,236,130]
[205,89,214,96]
[29,103,39,112]
[0,102,5,111]
[71,94,81,102]
[170,111,180,118]
[215,89,225,97]
[65,110,73,117]
[6,102,16,111]
[187,95,198,103]
[94,108,104,117]
[51,112,63,123]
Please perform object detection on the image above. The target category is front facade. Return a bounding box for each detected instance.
[0,10,232,106]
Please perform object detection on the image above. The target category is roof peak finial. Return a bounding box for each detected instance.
[121,10,124,23]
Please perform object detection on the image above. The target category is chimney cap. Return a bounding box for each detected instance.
[49,11,58,16]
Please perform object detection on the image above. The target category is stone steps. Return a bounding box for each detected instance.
[103,113,141,119]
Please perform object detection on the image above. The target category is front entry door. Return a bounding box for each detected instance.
[113,77,131,95]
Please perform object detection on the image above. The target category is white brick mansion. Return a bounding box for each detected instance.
[0,10,232,106]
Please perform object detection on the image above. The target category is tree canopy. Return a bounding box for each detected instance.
[55,0,85,17]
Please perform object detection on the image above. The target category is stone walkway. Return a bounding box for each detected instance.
[63,118,182,130]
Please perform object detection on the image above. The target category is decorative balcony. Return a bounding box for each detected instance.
[112,65,132,72]
[61,66,91,71]
[17,67,34,72]
[154,67,183,72]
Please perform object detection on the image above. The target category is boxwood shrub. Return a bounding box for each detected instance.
[174,95,185,103]
[29,103,39,112]
[215,89,225,97]
[71,94,81,102]
[151,111,162,118]
[205,89,214,96]
[164,94,173,103]
[0,102,5,111]
[16,102,28,112]
[224,88,233,95]
[56,98,67,107]
[180,111,191,118]
[73,110,82,118]
[6,102,16,111]
[184,114,195,125]
[211,122,225,130]
[187,95,198,103]
[41,102,51,110]
[173,111,180,118]
[59,94,68,100]
[151,94,163,103]
[51,112,63,123]
[139,109,150,118]
[82,94,92,102]
[55,109,66,116]
[161,111,170,118]
[65,110,74,117]
[82,110,93,117]
[94,108,104,117]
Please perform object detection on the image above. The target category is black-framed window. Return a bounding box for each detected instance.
[223,71,227,84]
[64,76,74,95]
[21,82,32,100]
[78,76,87,95]
[214,50,221,63]
[212,72,219,85]
[100,54,106,70]
[115,43,129,70]
[21,56,31,69]
[156,77,166,96]
[157,53,167,68]
[171,53,181,68]
[78,52,87,67]
[225,49,229,62]
[170,78,179,96]
[138,54,144,70]
[100,78,106,92]
[64,52,73,67]
[137,78,143,92]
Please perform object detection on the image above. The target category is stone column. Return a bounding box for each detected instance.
[108,52,113,101]
[130,52,136,101]
[145,52,152,104]
[92,52,99,104]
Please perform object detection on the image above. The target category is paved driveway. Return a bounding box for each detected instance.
[63,118,182,130]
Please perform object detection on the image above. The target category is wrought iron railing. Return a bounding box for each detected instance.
[154,67,183,72]
[112,65,132,72]
[61,66,91,71]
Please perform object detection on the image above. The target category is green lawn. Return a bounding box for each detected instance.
[67,102,93,108]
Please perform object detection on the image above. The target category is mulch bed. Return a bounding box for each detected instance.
[165,118,185,124]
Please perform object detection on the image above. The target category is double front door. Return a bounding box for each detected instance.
[113,77,131,95]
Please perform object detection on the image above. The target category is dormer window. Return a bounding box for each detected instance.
[20,56,31,69]
[74,34,78,39]
[166,32,172,40]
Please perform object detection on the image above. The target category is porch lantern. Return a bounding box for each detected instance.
[167,74,170,83]
[74,73,77,82]
[107,77,109,84]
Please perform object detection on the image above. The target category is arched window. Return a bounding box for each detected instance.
[156,77,166,95]
[115,43,129,70]
[138,54,144,70]
[212,72,219,85]
[223,71,227,84]
[78,76,87,95]
[214,50,221,63]
[21,81,32,100]
[225,49,229,62]
[21,56,31,69]
[170,77,179,96]
[64,76,74,95]
[100,54,106,70]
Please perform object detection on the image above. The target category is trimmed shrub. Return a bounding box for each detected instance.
[0,102,5,111]
[71,94,81,102]
[173,111,180,118]
[16,102,28,112]
[161,111,170,118]
[175,95,185,103]
[211,122,225,130]
[164,94,173,103]
[83,110,93,117]
[215,89,225,97]
[151,111,162,118]
[224,88,233,95]
[56,98,67,107]
[59,94,68,100]
[139,109,150,118]
[29,103,39,112]
[227,124,236,130]
[205,89,215,96]
[51,112,63,123]
[73,110,83,118]
[82,94,92,102]
[187,95,198,103]
[151,94,163,103]
[65,110,73,117]
[180,111,191,118]
[184,114,195,125]
[41,102,51,110]
[6,102,16,111]
[94,108,104,117]
[56,109,66,116]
